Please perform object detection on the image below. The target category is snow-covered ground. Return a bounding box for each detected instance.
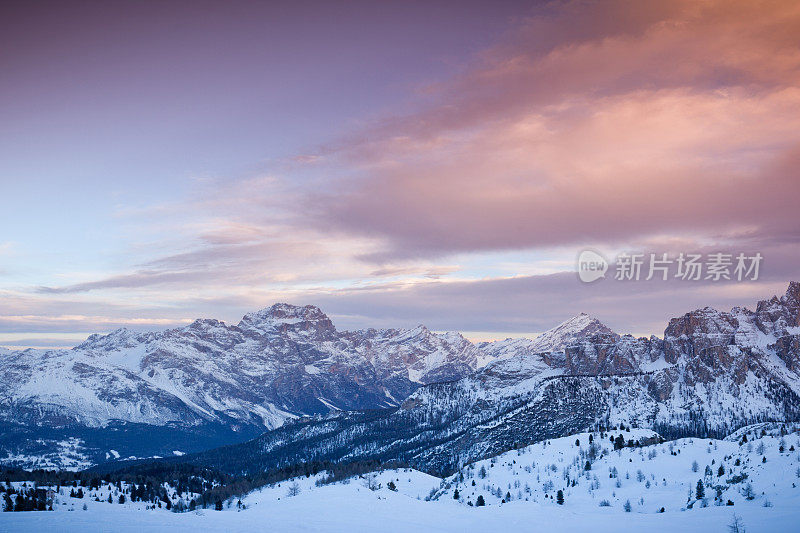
[3,426,800,532]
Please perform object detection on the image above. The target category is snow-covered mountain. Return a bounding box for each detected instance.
[0,304,482,468]
[478,312,617,363]
[180,282,800,477]
[3,282,800,472]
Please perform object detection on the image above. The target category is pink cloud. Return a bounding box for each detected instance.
[309,0,800,260]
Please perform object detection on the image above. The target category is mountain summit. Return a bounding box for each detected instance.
[530,312,617,353]
[477,312,617,363]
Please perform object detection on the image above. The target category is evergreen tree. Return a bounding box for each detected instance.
[584,461,592,471]
[215,499,223,511]
[476,495,485,507]
[453,489,459,500]
[556,490,564,505]
[696,479,705,500]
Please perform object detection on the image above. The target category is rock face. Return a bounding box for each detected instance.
[179,283,800,477]
[0,304,481,468]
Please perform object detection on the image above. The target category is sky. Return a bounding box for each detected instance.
[1,0,799,348]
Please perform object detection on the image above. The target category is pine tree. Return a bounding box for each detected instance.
[476,495,485,507]
[215,499,223,511]
[556,490,564,505]
[696,479,705,500]
[584,461,592,471]
[453,489,459,500]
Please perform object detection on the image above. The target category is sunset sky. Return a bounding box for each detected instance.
[2,0,799,348]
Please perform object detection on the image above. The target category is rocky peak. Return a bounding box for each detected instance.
[394,324,432,342]
[237,303,335,336]
[186,318,226,329]
[531,312,617,353]
[754,282,800,336]
[782,281,800,327]
[786,281,800,305]
[664,306,737,336]
[75,327,147,352]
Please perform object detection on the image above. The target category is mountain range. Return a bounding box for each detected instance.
[1,282,799,472]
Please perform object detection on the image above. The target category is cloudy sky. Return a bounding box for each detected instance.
[1,0,799,348]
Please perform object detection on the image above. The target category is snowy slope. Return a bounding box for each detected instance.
[4,426,800,532]
[434,424,800,511]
